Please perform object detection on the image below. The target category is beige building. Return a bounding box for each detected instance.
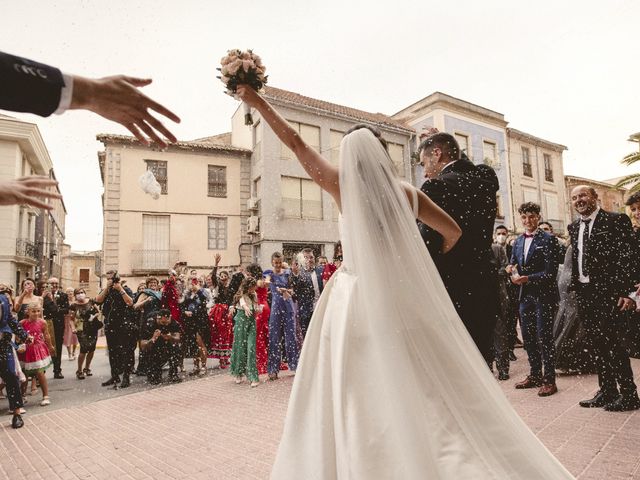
[507,128,569,234]
[232,86,415,265]
[60,244,102,297]
[97,134,252,285]
[0,114,65,289]
[565,175,628,220]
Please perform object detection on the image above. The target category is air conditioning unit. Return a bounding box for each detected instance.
[247,215,259,233]
[247,197,259,211]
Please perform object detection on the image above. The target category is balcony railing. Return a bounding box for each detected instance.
[131,249,180,272]
[522,163,533,177]
[15,238,38,261]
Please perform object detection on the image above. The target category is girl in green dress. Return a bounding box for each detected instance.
[230,278,261,387]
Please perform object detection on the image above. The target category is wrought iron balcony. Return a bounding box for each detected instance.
[131,249,180,272]
[15,238,38,262]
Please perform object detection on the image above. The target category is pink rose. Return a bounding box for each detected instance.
[241,51,251,60]
[242,59,253,73]
[227,59,242,75]
[220,75,230,84]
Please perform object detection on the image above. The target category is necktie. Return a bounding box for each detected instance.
[582,218,591,276]
[523,233,534,238]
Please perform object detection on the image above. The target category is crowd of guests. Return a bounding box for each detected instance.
[489,188,640,412]
[0,243,343,428]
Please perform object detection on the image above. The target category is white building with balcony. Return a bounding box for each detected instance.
[0,114,65,288]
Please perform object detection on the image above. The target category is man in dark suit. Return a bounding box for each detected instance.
[0,51,180,209]
[508,203,559,396]
[42,277,69,379]
[418,132,500,365]
[291,248,324,338]
[569,185,640,411]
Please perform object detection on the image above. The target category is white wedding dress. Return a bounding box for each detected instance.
[271,129,574,479]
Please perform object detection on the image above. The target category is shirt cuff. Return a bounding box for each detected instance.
[54,73,74,115]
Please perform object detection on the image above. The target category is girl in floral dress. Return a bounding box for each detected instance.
[19,303,54,406]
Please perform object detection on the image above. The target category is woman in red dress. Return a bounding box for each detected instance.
[208,254,244,368]
[247,264,270,375]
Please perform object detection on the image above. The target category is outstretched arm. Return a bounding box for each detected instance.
[404,184,461,254]
[236,85,340,204]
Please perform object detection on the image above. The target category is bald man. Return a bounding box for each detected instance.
[568,185,639,411]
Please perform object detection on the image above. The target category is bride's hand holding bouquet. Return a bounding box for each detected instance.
[218,49,267,125]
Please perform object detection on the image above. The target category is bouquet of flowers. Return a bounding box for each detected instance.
[218,49,267,125]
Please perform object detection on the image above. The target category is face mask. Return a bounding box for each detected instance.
[496,234,507,244]
[76,293,86,301]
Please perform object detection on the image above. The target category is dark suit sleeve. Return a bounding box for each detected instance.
[0,51,65,117]
[614,214,635,296]
[419,180,445,257]
[59,293,70,315]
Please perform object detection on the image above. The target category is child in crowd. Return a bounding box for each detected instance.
[19,303,54,406]
[230,277,261,388]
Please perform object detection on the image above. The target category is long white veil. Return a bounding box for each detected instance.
[271,128,573,479]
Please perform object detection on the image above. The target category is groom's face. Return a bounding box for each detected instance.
[420,147,442,179]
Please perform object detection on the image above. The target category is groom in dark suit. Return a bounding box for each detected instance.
[508,203,559,396]
[568,185,640,411]
[418,132,500,365]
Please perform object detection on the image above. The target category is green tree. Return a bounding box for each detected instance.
[614,151,640,194]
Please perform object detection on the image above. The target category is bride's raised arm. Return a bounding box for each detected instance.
[236,85,340,204]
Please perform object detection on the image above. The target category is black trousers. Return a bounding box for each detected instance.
[105,325,137,378]
[147,342,181,380]
[576,283,637,397]
[52,317,65,374]
[0,344,23,411]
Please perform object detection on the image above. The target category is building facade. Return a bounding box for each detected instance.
[60,244,102,297]
[0,115,65,289]
[232,86,415,266]
[507,128,569,234]
[97,134,251,285]
[392,92,513,229]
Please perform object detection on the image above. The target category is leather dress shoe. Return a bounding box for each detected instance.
[101,376,120,387]
[509,351,517,361]
[603,394,640,412]
[11,414,24,429]
[579,391,618,408]
[498,371,510,381]
[515,376,543,389]
[119,375,130,389]
[53,372,64,379]
[538,383,558,397]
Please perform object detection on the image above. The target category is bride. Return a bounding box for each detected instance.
[236,85,573,479]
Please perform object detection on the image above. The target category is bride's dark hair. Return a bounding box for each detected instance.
[345,124,388,151]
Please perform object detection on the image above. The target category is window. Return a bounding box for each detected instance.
[208,217,227,249]
[523,188,538,204]
[329,130,344,166]
[79,268,90,284]
[207,165,227,197]
[543,154,553,182]
[142,215,170,269]
[455,133,469,156]
[145,160,168,194]
[483,141,497,167]
[388,143,405,177]
[282,122,320,159]
[253,177,262,214]
[281,176,323,220]
[544,192,559,221]
[521,147,532,177]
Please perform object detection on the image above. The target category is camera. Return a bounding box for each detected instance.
[112,271,120,284]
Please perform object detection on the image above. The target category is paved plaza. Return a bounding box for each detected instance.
[0,349,639,479]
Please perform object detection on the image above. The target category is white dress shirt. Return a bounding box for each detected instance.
[53,72,73,115]
[577,207,600,283]
[523,231,537,262]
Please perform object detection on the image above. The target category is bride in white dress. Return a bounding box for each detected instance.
[236,86,574,480]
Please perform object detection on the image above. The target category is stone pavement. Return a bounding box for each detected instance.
[0,353,639,479]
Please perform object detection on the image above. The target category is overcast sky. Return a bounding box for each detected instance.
[3,0,639,251]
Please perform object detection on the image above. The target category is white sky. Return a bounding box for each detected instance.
[2,0,639,251]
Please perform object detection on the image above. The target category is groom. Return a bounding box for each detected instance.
[418,132,500,365]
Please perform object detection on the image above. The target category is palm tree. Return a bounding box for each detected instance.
[614,151,640,194]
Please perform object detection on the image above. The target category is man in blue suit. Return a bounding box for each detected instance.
[507,202,559,397]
